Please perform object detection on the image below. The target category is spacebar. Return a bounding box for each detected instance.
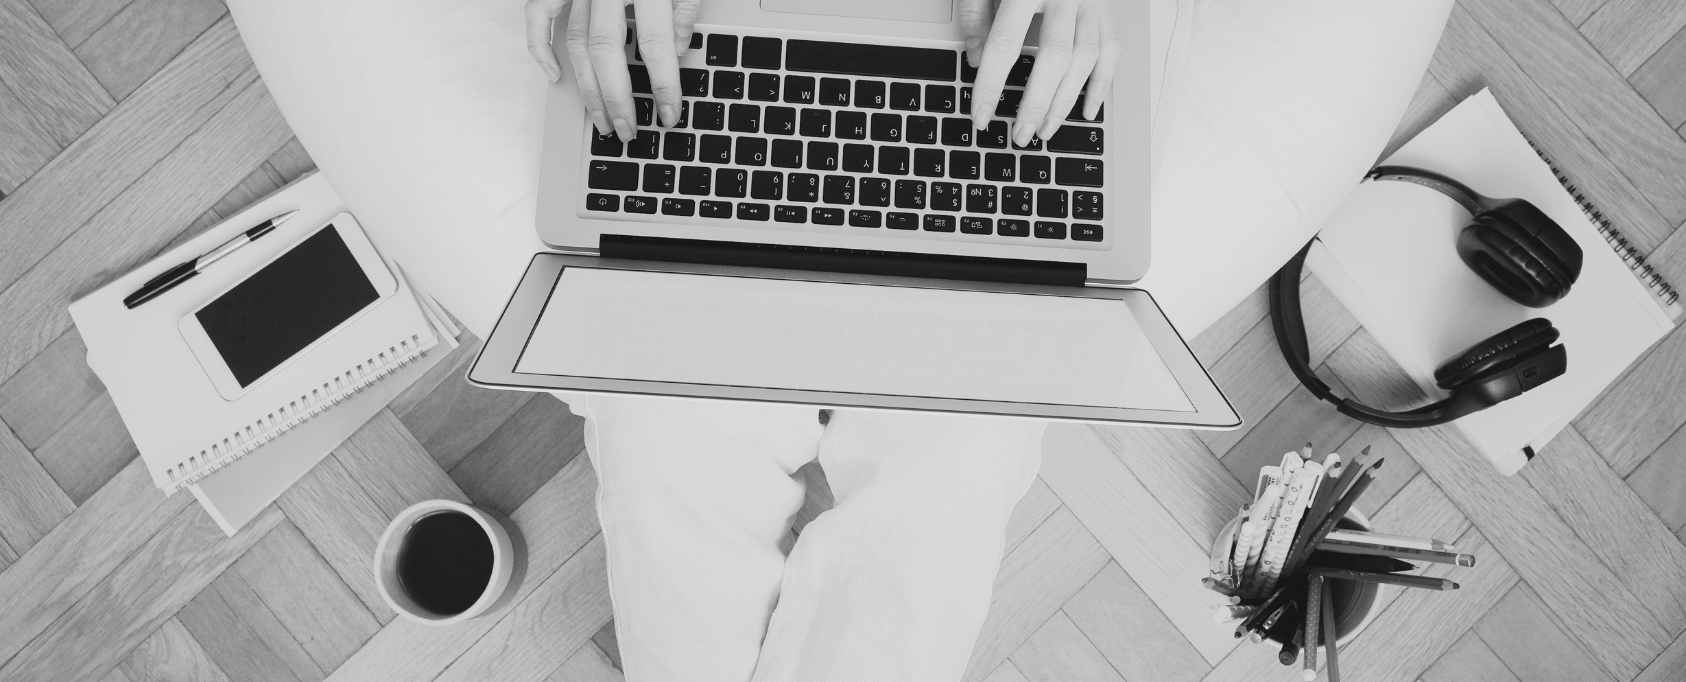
[786,40,958,81]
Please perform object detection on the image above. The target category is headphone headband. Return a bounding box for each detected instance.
[1366,166,1486,215]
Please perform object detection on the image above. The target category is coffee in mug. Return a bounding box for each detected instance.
[375,500,516,625]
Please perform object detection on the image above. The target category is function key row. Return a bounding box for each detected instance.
[585,194,1101,241]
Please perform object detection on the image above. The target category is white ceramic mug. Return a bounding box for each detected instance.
[374,499,516,626]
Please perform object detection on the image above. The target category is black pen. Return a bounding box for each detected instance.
[124,210,299,308]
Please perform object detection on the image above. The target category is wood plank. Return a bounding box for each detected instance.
[388,337,482,419]
[1004,477,1061,555]
[985,660,1031,682]
[0,456,190,667]
[1337,426,1421,518]
[1038,423,1236,666]
[0,535,15,573]
[547,642,624,682]
[1369,474,1473,554]
[29,390,136,504]
[1646,227,1686,329]
[29,0,136,48]
[1634,627,1686,682]
[1062,562,1209,682]
[450,394,586,515]
[0,504,282,681]
[1625,423,1686,531]
[1577,325,1686,475]
[393,347,534,471]
[118,617,233,682]
[234,520,382,674]
[590,620,622,672]
[1093,423,1249,549]
[1580,0,1686,76]
[1557,0,1613,25]
[1474,583,1616,682]
[1429,2,1678,255]
[1521,425,1686,630]
[432,536,611,682]
[1383,71,1460,161]
[0,0,114,143]
[178,569,324,682]
[1324,329,1673,679]
[209,163,286,221]
[333,409,469,518]
[264,138,316,183]
[0,421,73,555]
[1421,632,1522,682]
[963,507,1111,682]
[324,452,600,682]
[1007,611,1126,682]
[0,77,62,194]
[0,327,104,450]
[275,454,399,624]
[1629,24,1686,129]
[74,0,228,101]
[1189,282,1269,368]
[1222,366,1363,491]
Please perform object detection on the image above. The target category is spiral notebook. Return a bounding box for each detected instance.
[1306,89,1680,475]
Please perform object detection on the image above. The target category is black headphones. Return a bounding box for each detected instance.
[1269,165,1583,428]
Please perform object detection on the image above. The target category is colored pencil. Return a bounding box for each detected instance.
[1322,577,1340,682]
[1305,566,1459,591]
[1282,469,1377,579]
[1305,551,1416,574]
[1318,539,1476,567]
[1304,575,1322,677]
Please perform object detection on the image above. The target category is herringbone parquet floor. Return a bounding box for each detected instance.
[3,0,1686,681]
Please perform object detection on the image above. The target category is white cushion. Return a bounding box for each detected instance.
[226,0,1451,340]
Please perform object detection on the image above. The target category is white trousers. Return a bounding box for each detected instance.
[559,394,1046,682]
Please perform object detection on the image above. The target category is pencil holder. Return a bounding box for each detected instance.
[1210,508,1380,648]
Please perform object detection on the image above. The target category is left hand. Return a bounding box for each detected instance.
[960,0,1121,146]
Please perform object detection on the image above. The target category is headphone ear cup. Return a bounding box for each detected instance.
[1434,318,1559,391]
[1457,205,1580,307]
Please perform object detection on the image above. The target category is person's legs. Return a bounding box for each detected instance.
[749,410,1046,682]
[561,394,823,682]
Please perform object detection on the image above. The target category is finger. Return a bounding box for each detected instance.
[1038,9,1099,141]
[956,0,996,67]
[672,0,700,56]
[633,0,684,126]
[1012,0,1079,146]
[564,0,612,135]
[970,0,1040,130]
[525,0,569,82]
[1084,10,1121,121]
[588,0,637,140]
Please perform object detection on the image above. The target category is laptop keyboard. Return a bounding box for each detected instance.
[579,28,1109,249]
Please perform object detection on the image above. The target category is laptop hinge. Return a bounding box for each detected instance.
[599,235,1087,287]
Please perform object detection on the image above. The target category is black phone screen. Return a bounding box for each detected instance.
[196,225,381,387]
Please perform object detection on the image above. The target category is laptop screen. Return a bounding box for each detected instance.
[514,267,1194,411]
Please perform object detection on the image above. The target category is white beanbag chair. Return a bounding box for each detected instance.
[226,0,1453,340]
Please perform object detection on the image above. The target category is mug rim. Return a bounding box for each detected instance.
[374,499,514,626]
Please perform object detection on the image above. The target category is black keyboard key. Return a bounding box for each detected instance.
[675,101,690,128]
[807,141,839,170]
[716,168,748,197]
[842,144,874,173]
[914,148,945,177]
[1068,94,1105,122]
[590,132,623,157]
[749,73,780,102]
[786,40,958,81]
[789,173,819,202]
[1037,188,1067,218]
[849,209,882,228]
[925,85,957,113]
[1047,126,1104,155]
[1073,191,1103,219]
[924,214,956,232]
[1002,186,1033,215]
[680,68,709,97]
[771,139,804,168]
[879,146,910,175]
[966,184,997,213]
[890,83,921,111]
[1056,157,1104,187]
[624,195,657,213]
[961,216,993,234]
[588,160,639,190]
[679,166,712,195]
[979,120,1009,149]
[706,34,738,67]
[887,212,918,230]
[860,178,891,207]
[785,75,816,104]
[1035,221,1066,239]
[699,134,732,163]
[800,108,832,137]
[751,170,784,200]
[836,111,867,140]
[690,33,704,50]
[998,219,1030,237]
[907,115,938,144]
[662,197,695,216]
[894,180,926,209]
[854,80,886,109]
[738,202,770,221]
[643,164,676,193]
[1072,223,1103,241]
[941,118,972,146]
[985,154,1015,183]
[713,71,745,100]
[959,87,972,114]
[742,36,781,69]
[585,193,618,212]
[775,205,808,223]
[736,137,768,166]
[823,175,855,204]
[994,89,1023,118]
[629,65,652,94]
[949,151,980,179]
[1007,55,1034,87]
[635,97,654,127]
[870,113,902,142]
[1013,135,1043,151]
[812,207,845,225]
[663,132,695,162]
[765,106,797,135]
[820,78,851,106]
[961,57,977,83]
[694,102,725,130]
[701,200,733,218]
[728,103,760,133]
[931,182,962,211]
[1020,155,1052,184]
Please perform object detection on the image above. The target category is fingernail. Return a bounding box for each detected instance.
[1039,118,1062,141]
[544,63,561,83]
[659,105,677,128]
[1014,122,1036,147]
[613,118,634,140]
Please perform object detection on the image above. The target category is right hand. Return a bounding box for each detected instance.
[526,0,702,140]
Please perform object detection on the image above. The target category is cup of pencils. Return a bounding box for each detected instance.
[1203,444,1478,682]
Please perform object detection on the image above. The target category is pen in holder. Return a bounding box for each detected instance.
[1210,508,1379,649]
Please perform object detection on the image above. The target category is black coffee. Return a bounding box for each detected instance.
[396,510,494,616]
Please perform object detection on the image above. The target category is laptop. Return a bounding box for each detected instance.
[470,0,1241,429]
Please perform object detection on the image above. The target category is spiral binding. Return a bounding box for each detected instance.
[1525,138,1680,308]
[164,334,431,492]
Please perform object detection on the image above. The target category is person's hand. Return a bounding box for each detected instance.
[526,0,701,140]
[960,0,1120,146]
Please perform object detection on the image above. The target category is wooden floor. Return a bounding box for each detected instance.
[2,0,1686,680]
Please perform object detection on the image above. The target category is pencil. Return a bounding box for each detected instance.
[1282,470,1377,579]
[1305,566,1459,591]
[1283,459,1344,578]
[1305,551,1416,574]
[1304,575,1321,677]
[1203,576,1241,597]
[1321,578,1340,682]
[1318,539,1476,567]
[1327,529,1455,552]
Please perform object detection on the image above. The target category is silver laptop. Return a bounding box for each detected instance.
[471,0,1241,429]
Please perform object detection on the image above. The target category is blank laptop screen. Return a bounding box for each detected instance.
[514,268,1194,411]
